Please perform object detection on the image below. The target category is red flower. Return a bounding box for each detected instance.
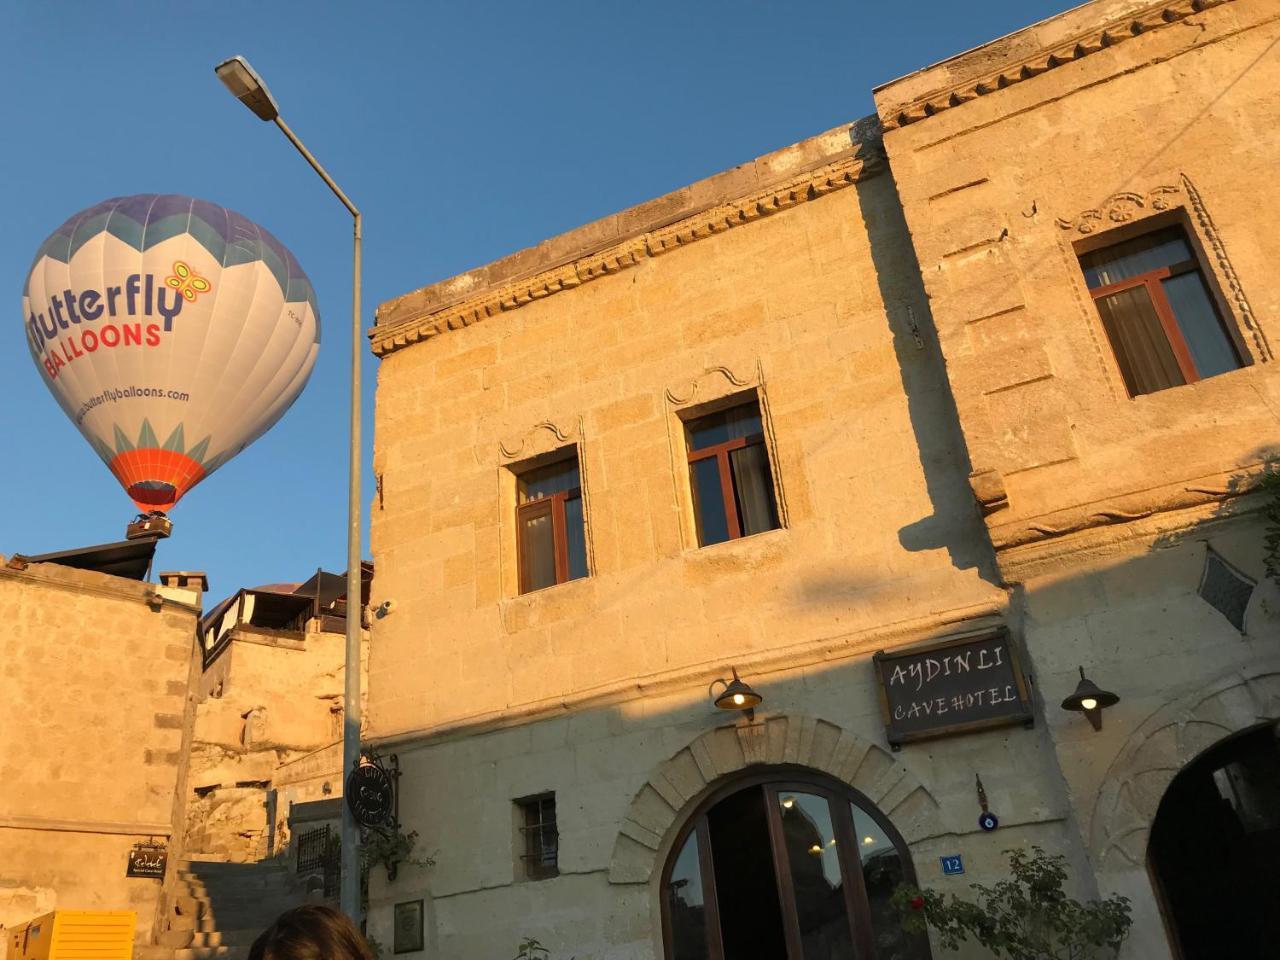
[910,896,925,911]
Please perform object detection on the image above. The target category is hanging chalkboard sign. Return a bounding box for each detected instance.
[873,629,1032,748]
[126,842,168,879]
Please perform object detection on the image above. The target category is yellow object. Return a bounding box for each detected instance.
[6,911,135,960]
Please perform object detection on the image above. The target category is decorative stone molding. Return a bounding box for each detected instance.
[607,714,944,885]
[498,418,580,462]
[988,460,1271,553]
[1054,185,1182,233]
[1181,174,1272,361]
[663,366,755,407]
[370,151,886,358]
[880,0,1234,131]
[1089,660,1280,870]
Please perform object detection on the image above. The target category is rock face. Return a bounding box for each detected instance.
[183,619,367,863]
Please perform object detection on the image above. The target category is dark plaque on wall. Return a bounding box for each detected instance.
[346,756,395,828]
[394,899,425,953]
[873,630,1033,748]
[126,842,168,879]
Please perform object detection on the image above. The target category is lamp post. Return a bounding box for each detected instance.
[215,55,364,923]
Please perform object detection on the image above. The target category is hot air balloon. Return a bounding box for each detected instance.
[21,194,319,531]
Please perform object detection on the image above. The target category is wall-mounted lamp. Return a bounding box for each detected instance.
[710,667,763,720]
[1060,666,1119,731]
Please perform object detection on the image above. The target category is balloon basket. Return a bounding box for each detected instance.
[126,514,172,541]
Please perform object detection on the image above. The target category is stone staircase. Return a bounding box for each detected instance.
[138,858,313,959]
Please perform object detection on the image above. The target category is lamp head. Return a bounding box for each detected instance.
[712,667,763,716]
[215,56,280,121]
[1061,666,1119,731]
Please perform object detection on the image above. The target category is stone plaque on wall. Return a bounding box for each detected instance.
[873,629,1032,748]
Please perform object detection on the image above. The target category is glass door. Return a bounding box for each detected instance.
[661,774,931,960]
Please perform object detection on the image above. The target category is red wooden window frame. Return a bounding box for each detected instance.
[516,484,582,594]
[659,768,930,960]
[1085,239,1244,396]
[687,433,767,542]
[1088,257,1241,390]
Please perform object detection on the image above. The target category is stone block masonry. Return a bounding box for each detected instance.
[0,559,200,945]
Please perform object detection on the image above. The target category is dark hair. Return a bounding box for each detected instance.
[248,905,374,960]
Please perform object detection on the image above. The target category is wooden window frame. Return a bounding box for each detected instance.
[515,793,559,881]
[658,767,928,960]
[1088,257,1240,389]
[515,474,583,594]
[687,432,769,543]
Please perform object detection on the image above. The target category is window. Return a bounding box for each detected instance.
[661,771,930,960]
[685,400,780,546]
[515,793,558,880]
[1080,225,1243,397]
[515,454,587,594]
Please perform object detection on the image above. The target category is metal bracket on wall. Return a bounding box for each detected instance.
[906,305,925,350]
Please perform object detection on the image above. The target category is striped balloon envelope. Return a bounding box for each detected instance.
[21,194,320,515]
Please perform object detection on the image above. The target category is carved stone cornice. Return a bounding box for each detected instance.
[880,0,1234,132]
[370,150,885,358]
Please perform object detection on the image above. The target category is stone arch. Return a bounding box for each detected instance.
[607,713,944,885]
[1089,659,1280,872]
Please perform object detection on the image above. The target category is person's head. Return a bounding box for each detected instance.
[248,904,374,960]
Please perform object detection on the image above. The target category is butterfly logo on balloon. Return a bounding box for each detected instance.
[165,261,213,303]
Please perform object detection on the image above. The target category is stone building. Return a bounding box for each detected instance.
[0,540,203,947]
[183,567,372,864]
[364,0,1279,957]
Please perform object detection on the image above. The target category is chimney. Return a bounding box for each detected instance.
[158,571,209,605]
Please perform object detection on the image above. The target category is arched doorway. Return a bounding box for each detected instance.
[1148,721,1280,959]
[661,768,930,960]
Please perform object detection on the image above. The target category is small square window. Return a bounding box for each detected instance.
[515,793,558,880]
[1079,224,1243,397]
[684,399,780,547]
[515,453,588,594]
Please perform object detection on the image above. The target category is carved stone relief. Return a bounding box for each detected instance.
[498,418,580,462]
[1055,184,1181,233]
[1089,661,1280,871]
[663,365,755,408]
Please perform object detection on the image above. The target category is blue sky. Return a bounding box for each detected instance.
[0,0,1072,602]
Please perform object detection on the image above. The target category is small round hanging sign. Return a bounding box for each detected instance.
[978,811,1000,832]
[345,759,394,828]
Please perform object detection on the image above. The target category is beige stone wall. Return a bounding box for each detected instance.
[1016,516,1279,958]
[874,1,1280,955]
[368,143,1003,742]
[365,114,1048,960]
[0,561,198,941]
[366,661,1088,960]
[874,0,1280,557]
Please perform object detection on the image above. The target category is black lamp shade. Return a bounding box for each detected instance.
[713,669,763,711]
[1061,667,1119,730]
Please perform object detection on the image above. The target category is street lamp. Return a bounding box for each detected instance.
[215,54,364,923]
